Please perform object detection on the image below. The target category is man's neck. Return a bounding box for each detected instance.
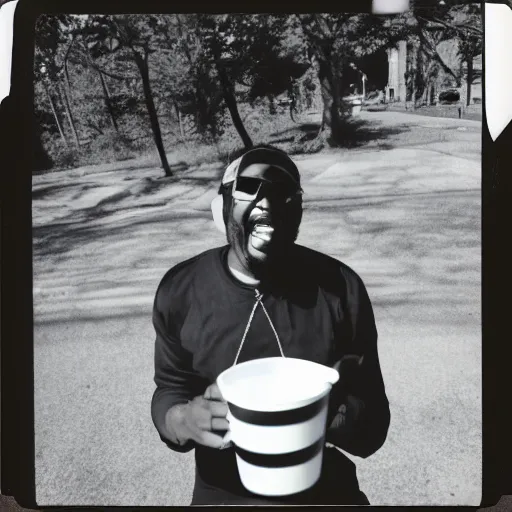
[227,248,260,286]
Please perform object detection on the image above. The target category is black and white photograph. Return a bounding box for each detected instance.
[30,2,482,506]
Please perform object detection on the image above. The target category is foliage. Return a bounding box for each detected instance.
[33,7,482,172]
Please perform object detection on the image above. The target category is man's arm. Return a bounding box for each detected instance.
[325,271,390,458]
[151,283,230,452]
[151,301,206,452]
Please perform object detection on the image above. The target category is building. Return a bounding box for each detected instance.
[386,41,408,103]
[384,39,482,106]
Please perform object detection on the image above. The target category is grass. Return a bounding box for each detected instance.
[38,101,482,174]
[385,103,482,122]
[42,106,323,174]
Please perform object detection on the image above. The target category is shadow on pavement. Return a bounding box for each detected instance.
[32,209,213,260]
[336,118,409,148]
[269,119,410,150]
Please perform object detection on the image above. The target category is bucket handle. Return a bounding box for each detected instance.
[232,289,285,366]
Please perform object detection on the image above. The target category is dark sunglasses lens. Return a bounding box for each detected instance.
[273,182,297,198]
[236,177,261,196]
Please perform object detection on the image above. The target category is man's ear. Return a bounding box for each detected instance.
[211,195,227,234]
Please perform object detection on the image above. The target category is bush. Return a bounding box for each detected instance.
[79,131,142,166]
[42,135,80,170]
[40,130,145,171]
[37,99,324,174]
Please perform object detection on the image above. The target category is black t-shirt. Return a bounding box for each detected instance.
[151,244,390,503]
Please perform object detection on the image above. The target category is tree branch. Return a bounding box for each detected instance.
[418,15,483,36]
[420,30,460,85]
[74,40,137,80]
[86,54,137,80]
[95,65,136,81]
[63,35,76,85]
[84,120,104,135]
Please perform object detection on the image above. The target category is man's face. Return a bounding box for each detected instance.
[225,173,302,276]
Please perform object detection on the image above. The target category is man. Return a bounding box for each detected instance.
[151,145,390,505]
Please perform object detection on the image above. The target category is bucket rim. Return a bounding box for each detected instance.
[216,357,339,412]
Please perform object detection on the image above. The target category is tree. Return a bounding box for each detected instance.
[188,14,309,149]
[408,0,482,106]
[167,14,227,142]
[35,14,79,147]
[297,13,397,144]
[70,35,123,133]
[451,4,482,106]
[84,14,174,176]
[197,14,253,149]
[296,15,344,143]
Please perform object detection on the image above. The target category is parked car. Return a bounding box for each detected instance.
[438,88,460,105]
[363,90,388,112]
[364,90,385,106]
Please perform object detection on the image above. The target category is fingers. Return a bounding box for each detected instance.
[208,400,228,418]
[211,417,229,432]
[204,382,225,402]
[179,387,231,449]
[187,417,230,445]
[187,397,229,430]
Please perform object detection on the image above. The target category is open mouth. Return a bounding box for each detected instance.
[248,216,275,248]
[252,224,274,242]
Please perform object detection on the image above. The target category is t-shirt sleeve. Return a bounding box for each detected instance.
[326,267,391,458]
[151,271,208,453]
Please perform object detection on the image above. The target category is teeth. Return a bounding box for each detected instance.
[253,225,274,234]
[251,224,274,246]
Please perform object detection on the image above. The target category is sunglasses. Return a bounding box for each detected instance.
[232,177,303,204]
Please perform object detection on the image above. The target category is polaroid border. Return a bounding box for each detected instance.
[0,0,510,509]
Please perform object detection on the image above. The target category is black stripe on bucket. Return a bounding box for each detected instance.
[234,437,324,468]
[228,395,328,426]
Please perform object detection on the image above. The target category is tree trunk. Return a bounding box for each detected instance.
[418,20,460,87]
[62,40,80,145]
[216,62,253,149]
[97,69,119,132]
[411,45,418,110]
[466,57,473,107]
[59,79,80,147]
[289,102,297,123]
[175,101,185,138]
[317,55,343,144]
[421,81,429,106]
[268,95,276,115]
[134,50,172,177]
[43,81,67,145]
[84,44,119,133]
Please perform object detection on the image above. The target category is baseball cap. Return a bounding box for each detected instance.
[211,147,302,234]
[220,147,301,190]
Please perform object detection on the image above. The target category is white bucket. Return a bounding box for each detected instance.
[217,357,339,496]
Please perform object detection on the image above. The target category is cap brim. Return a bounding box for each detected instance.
[237,147,300,186]
[238,163,296,184]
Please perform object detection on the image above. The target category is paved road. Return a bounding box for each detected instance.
[32,112,481,506]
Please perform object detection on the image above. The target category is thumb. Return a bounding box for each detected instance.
[204,382,226,402]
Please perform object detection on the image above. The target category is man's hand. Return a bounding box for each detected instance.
[166,383,231,449]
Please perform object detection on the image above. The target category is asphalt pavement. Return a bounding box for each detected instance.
[32,111,481,506]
